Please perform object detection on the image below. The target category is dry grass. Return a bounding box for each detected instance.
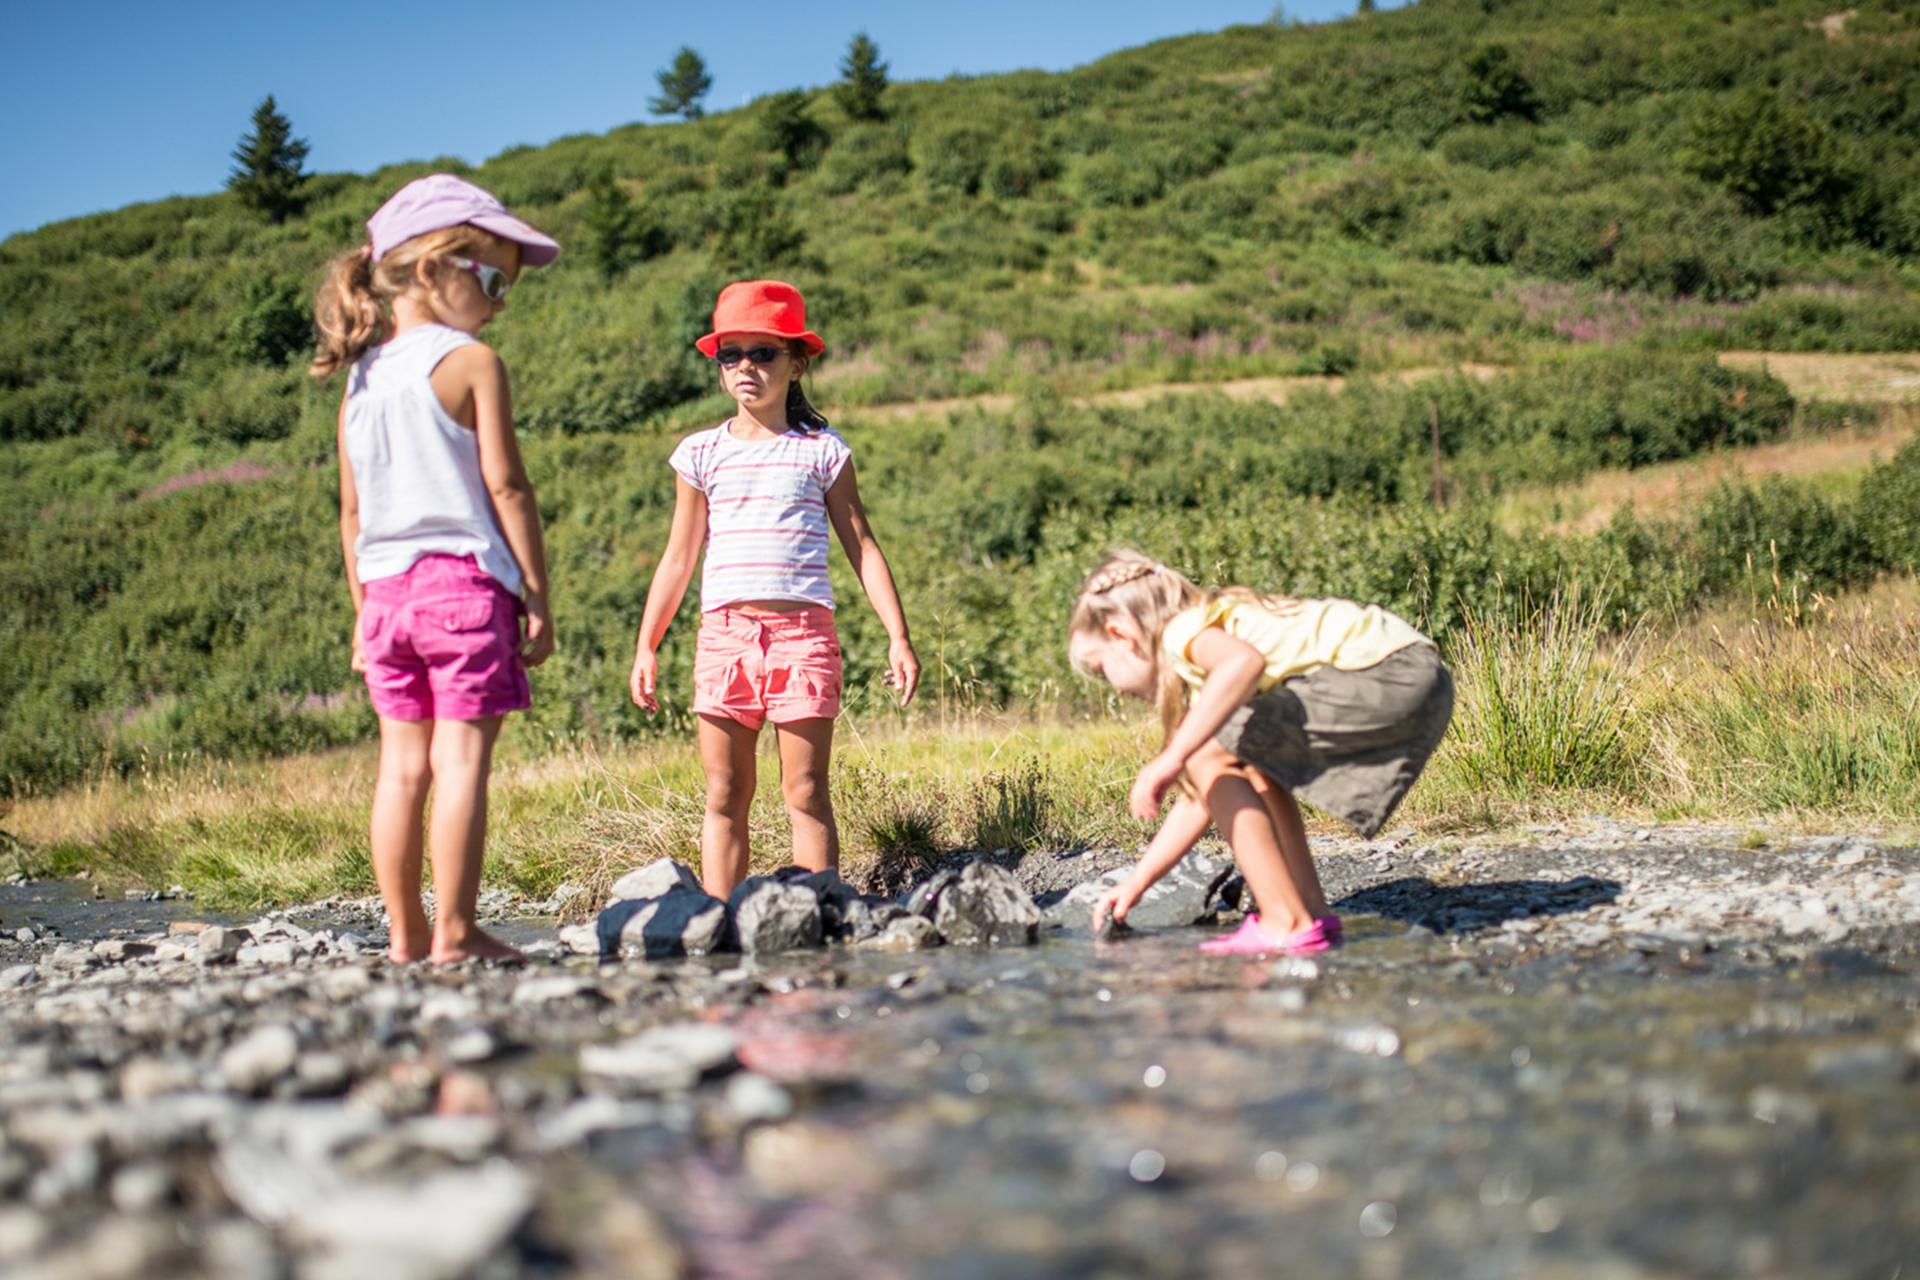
[1718,351,1920,403]
[1499,406,1917,535]
[8,581,1918,906]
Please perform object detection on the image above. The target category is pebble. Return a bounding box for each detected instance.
[219,1025,299,1094]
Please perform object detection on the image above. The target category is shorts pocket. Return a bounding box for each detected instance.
[428,598,497,632]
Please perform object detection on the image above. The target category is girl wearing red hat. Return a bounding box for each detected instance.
[631,280,920,898]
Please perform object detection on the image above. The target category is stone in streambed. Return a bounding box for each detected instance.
[933,860,1041,947]
[727,877,822,954]
[580,1023,739,1093]
[607,857,702,904]
[597,887,730,959]
[1045,852,1233,931]
[856,914,939,952]
[219,1025,299,1095]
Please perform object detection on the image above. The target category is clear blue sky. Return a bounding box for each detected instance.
[3,0,1398,240]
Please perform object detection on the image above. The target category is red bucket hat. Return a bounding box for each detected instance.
[695,280,826,357]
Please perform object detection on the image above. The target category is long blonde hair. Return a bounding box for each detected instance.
[309,224,507,379]
[1069,548,1302,747]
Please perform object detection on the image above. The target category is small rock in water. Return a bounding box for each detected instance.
[857,914,939,952]
[728,877,823,954]
[933,860,1041,946]
[196,926,243,964]
[580,1023,739,1093]
[511,974,603,1005]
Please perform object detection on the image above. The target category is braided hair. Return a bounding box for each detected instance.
[1069,550,1206,747]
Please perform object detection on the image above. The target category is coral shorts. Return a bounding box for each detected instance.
[359,555,530,722]
[693,606,842,730]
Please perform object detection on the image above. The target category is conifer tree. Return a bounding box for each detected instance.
[651,48,712,120]
[227,95,309,224]
[835,33,889,122]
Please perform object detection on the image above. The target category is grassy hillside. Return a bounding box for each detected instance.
[3,0,1920,796]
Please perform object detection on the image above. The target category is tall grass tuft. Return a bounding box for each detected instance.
[964,756,1065,855]
[1655,585,1920,815]
[1439,586,1647,800]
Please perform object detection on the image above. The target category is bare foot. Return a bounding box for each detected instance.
[387,944,429,964]
[430,927,526,966]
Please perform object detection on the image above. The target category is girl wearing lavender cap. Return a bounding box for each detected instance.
[310,174,560,963]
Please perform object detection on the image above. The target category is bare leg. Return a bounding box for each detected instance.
[698,713,760,899]
[425,715,521,964]
[774,717,838,874]
[1247,773,1330,919]
[371,717,434,963]
[1189,741,1316,937]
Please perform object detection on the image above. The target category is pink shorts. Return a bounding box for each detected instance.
[359,555,530,722]
[693,606,842,730]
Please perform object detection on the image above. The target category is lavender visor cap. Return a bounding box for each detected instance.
[366,173,561,267]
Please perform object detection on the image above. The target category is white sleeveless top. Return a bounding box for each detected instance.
[344,324,524,598]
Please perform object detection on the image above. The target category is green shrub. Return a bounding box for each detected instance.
[1856,436,1920,573]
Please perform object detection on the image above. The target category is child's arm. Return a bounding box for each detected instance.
[1129,626,1267,821]
[1093,794,1210,931]
[824,464,920,706]
[460,347,554,666]
[336,394,367,673]
[630,477,707,713]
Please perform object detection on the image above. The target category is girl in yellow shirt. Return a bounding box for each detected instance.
[1068,549,1453,955]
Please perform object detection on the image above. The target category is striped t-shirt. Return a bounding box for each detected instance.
[669,421,853,611]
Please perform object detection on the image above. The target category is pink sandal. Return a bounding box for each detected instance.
[1198,913,1342,956]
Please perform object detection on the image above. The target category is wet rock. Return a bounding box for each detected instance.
[91,938,154,963]
[1045,853,1231,930]
[857,914,940,952]
[510,974,604,1005]
[46,944,96,972]
[580,1023,739,1093]
[118,1056,197,1104]
[533,1096,663,1151]
[0,964,38,990]
[904,868,959,919]
[320,966,373,1001]
[724,1072,795,1127]
[727,877,822,954]
[607,857,702,904]
[219,1024,299,1094]
[598,887,730,959]
[557,923,599,956]
[108,1162,176,1213]
[236,939,297,966]
[284,1160,533,1280]
[933,860,1041,946]
[196,926,243,964]
[294,1053,355,1097]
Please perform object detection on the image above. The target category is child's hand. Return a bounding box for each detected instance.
[521,598,555,667]
[883,636,921,707]
[1129,751,1185,821]
[1092,877,1146,933]
[350,621,367,674]
[630,644,659,713]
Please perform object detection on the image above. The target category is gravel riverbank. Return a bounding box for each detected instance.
[1,821,1916,1278]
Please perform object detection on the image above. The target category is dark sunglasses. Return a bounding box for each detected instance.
[713,344,788,369]
[445,255,511,302]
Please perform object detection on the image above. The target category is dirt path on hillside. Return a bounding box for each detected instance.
[851,353,1920,422]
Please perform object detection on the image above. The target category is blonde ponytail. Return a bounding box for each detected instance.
[308,225,506,379]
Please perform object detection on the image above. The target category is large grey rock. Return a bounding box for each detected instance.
[598,887,730,958]
[933,860,1042,946]
[1044,852,1234,930]
[580,1023,739,1092]
[904,868,959,919]
[607,858,702,904]
[727,877,823,954]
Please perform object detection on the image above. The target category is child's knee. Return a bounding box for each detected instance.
[705,772,753,815]
[1188,741,1254,791]
[781,771,831,817]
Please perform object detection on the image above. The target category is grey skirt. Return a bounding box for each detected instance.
[1214,643,1453,840]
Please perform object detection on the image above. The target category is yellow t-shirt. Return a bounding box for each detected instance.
[1160,595,1430,692]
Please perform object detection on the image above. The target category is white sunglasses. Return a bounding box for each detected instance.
[444,255,511,302]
